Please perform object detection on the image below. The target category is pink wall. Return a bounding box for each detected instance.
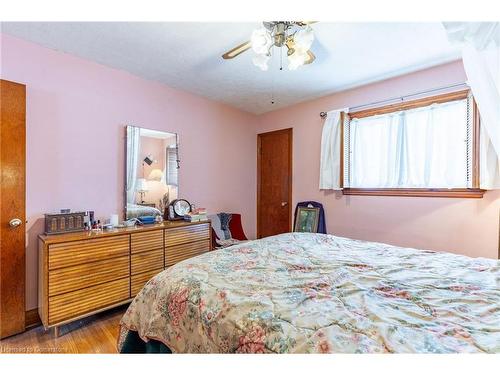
[2,35,499,313]
[0,34,257,310]
[256,61,500,260]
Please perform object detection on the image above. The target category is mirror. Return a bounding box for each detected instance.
[125,126,179,220]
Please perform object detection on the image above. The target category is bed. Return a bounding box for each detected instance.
[118,233,500,353]
[126,203,162,219]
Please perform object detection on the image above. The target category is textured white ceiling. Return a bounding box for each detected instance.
[1,22,461,114]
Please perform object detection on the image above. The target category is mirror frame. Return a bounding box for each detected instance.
[124,125,179,220]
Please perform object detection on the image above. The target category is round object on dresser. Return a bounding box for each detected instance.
[172,199,191,217]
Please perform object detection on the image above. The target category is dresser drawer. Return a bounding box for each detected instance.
[131,230,163,254]
[48,235,129,270]
[131,248,164,275]
[165,239,210,267]
[164,223,210,247]
[48,278,130,325]
[48,255,129,297]
[131,268,163,296]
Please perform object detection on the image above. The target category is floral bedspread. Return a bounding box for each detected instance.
[118,233,500,353]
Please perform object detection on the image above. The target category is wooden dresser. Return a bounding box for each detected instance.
[38,220,211,335]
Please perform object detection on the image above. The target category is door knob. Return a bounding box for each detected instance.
[281,202,288,207]
[9,218,22,228]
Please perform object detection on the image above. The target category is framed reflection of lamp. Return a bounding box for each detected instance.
[136,178,149,203]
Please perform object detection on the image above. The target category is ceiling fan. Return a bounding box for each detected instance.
[222,21,317,71]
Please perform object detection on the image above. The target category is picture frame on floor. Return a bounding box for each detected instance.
[294,207,320,233]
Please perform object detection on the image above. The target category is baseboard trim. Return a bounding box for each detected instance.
[25,308,41,329]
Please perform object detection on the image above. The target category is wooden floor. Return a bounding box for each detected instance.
[0,306,127,354]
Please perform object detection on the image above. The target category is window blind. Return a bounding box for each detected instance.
[166,146,178,186]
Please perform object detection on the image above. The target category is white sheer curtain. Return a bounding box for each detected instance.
[349,112,403,188]
[126,126,141,203]
[319,109,348,190]
[350,100,469,188]
[480,126,500,189]
[443,22,500,188]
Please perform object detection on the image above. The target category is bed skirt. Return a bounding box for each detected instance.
[120,330,172,354]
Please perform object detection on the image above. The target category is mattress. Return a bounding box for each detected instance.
[118,232,500,353]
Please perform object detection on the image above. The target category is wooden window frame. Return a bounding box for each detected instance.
[342,90,485,198]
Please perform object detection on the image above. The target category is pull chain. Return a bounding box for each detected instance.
[270,46,276,105]
[280,41,283,71]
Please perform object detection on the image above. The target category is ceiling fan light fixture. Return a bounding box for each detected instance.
[222,22,317,71]
[293,26,314,52]
[252,53,270,71]
[251,27,273,55]
[288,49,309,70]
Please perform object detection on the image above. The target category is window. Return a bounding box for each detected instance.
[342,90,483,198]
[166,146,179,186]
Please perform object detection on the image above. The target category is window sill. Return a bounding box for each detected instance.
[342,188,485,198]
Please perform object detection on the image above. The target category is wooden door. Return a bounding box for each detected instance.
[257,128,292,238]
[0,79,26,338]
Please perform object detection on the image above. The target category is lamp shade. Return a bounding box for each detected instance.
[136,178,149,192]
[148,168,164,181]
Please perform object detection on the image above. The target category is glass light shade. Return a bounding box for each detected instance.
[136,178,149,192]
[288,49,309,70]
[293,26,314,52]
[251,27,273,54]
[252,53,270,71]
[148,168,164,181]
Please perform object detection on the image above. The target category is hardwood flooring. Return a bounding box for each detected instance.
[0,306,127,354]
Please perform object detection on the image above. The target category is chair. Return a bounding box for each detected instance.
[208,213,248,249]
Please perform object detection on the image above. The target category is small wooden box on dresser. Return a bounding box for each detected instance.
[38,220,211,336]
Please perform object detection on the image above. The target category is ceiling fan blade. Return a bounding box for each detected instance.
[297,21,318,26]
[222,41,252,59]
[305,50,316,64]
